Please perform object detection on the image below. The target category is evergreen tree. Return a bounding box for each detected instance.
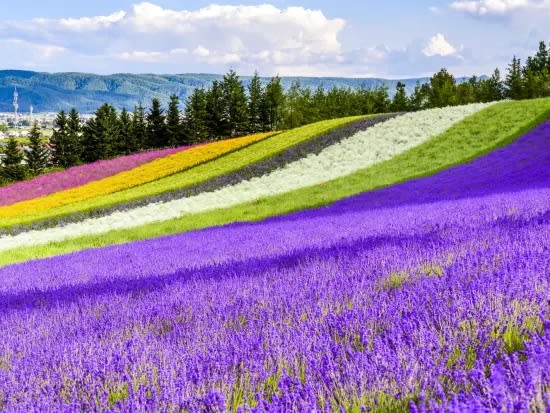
[51,110,80,167]
[505,56,524,99]
[284,80,303,129]
[25,121,48,176]
[391,81,409,111]
[67,108,82,161]
[132,103,147,151]
[81,103,120,162]
[533,41,549,73]
[146,98,167,148]
[222,69,248,136]
[184,88,209,143]
[455,76,478,105]
[1,137,26,181]
[357,85,390,114]
[428,68,457,107]
[312,85,328,120]
[298,87,317,124]
[205,81,226,139]
[522,65,541,99]
[117,108,135,154]
[260,76,284,131]
[166,94,183,147]
[481,68,504,102]
[409,81,430,111]
[247,72,264,133]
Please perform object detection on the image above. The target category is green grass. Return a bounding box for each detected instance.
[2,98,550,267]
[0,115,369,229]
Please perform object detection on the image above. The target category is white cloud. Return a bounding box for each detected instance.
[0,2,350,75]
[0,2,493,77]
[0,38,67,69]
[422,34,458,57]
[450,0,550,16]
[194,46,212,59]
[58,11,127,31]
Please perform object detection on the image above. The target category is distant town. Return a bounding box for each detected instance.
[0,88,92,140]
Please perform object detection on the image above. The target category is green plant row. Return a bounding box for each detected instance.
[0,116,369,229]
[2,98,549,267]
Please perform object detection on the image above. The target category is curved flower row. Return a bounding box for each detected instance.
[0,131,277,220]
[0,121,547,410]
[2,114,399,235]
[0,116,365,230]
[0,102,494,252]
[0,145,189,207]
[2,115,547,289]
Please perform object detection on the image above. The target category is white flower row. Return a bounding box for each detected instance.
[0,102,495,252]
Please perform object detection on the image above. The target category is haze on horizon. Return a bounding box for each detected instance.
[0,0,549,78]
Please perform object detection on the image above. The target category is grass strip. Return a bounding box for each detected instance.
[2,98,549,267]
[0,116,369,230]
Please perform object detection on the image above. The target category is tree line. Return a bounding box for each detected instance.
[2,41,550,184]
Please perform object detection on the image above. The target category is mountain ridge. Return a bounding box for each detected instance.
[0,69,443,113]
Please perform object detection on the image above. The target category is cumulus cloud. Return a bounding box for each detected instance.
[422,34,458,57]
[0,2,487,77]
[450,0,550,16]
[0,2,348,75]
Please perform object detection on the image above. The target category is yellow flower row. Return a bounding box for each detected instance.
[0,132,277,220]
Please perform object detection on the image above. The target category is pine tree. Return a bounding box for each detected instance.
[81,104,120,162]
[166,94,183,147]
[522,65,541,99]
[67,108,82,161]
[146,98,167,148]
[391,81,409,111]
[455,76,477,105]
[205,81,226,139]
[247,72,264,133]
[312,85,328,120]
[409,81,430,111]
[260,76,284,131]
[533,41,549,73]
[132,103,147,151]
[298,87,317,124]
[51,110,80,168]
[222,69,248,136]
[505,56,524,100]
[284,80,303,129]
[484,68,504,101]
[428,68,457,107]
[184,88,209,143]
[117,108,135,154]
[25,121,48,176]
[1,137,26,181]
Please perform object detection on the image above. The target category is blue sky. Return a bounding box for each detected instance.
[0,0,548,77]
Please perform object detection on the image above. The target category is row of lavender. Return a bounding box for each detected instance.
[0,122,548,410]
[0,145,188,207]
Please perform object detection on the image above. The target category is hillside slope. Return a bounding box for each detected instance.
[0,70,434,112]
[0,97,548,411]
[2,99,549,264]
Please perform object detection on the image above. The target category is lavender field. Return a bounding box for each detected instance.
[0,118,548,411]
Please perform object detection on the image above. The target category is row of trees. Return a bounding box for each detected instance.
[3,41,550,183]
[41,70,398,169]
[505,41,550,99]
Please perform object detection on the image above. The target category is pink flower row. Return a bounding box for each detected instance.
[0,145,191,206]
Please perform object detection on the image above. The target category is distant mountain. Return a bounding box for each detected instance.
[0,70,439,114]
